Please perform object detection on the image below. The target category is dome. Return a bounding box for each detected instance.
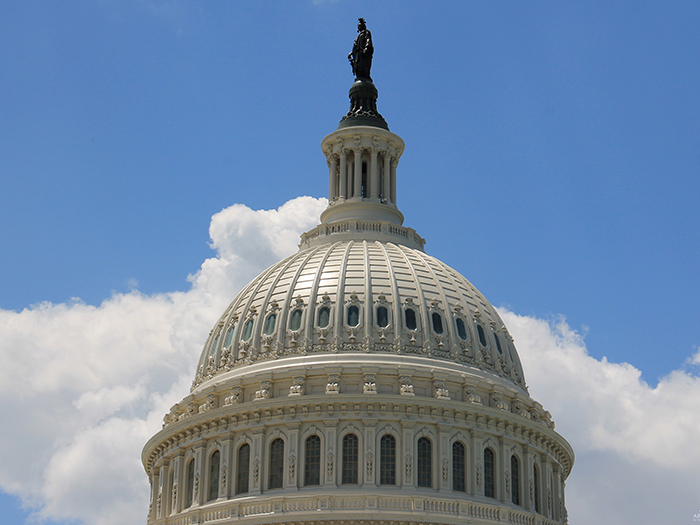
[191,237,527,395]
[143,27,573,525]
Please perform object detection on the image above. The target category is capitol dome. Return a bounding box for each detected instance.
[143,23,573,525]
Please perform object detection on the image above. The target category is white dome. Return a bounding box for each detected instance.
[192,237,527,394]
[143,47,573,525]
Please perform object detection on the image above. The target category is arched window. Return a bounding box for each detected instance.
[376,306,389,328]
[405,308,417,330]
[185,458,195,507]
[236,444,250,495]
[208,450,220,501]
[269,438,284,489]
[484,448,495,498]
[317,306,330,328]
[455,318,468,340]
[290,309,303,331]
[342,434,359,484]
[511,455,520,505]
[417,437,432,488]
[380,434,396,485]
[477,324,487,347]
[432,312,444,334]
[533,463,540,513]
[305,435,321,486]
[242,319,254,341]
[263,314,276,335]
[452,441,466,492]
[347,305,359,327]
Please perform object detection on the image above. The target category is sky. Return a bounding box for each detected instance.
[1,1,699,524]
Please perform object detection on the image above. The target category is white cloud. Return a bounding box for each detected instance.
[1,195,699,525]
[0,196,326,524]
[499,310,700,525]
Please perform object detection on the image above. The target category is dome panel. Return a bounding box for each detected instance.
[191,239,527,393]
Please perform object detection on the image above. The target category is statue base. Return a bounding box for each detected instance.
[338,79,389,130]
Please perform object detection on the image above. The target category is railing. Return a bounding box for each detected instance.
[153,494,562,524]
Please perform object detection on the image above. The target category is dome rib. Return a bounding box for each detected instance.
[275,244,325,348]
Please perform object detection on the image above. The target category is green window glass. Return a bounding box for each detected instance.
[511,455,520,505]
[317,307,330,328]
[456,318,467,340]
[478,324,487,347]
[269,439,284,489]
[263,314,276,335]
[347,305,359,327]
[342,434,359,484]
[484,448,495,498]
[236,444,250,495]
[376,306,389,328]
[304,435,321,486]
[379,434,396,485]
[224,325,235,347]
[242,319,254,341]
[290,309,303,331]
[432,312,444,334]
[417,437,432,488]
[452,442,465,492]
[405,308,417,330]
[208,450,220,501]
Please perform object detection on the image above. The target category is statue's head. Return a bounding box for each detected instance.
[357,18,366,32]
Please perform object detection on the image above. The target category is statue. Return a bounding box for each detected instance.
[348,18,373,80]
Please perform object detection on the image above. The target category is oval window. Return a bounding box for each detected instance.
[318,307,330,328]
[432,312,444,334]
[242,319,254,341]
[477,324,487,347]
[263,314,276,335]
[347,305,359,327]
[456,318,467,340]
[290,309,302,331]
[377,306,389,328]
[405,308,417,330]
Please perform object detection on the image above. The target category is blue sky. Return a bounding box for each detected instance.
[1,2,700,524]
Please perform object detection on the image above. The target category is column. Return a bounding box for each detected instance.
[499,437,508,504]
[170,454,182,515]
[523,444,533,511]
[329,154,338,201]
[251,426,265,495]
[353,148,362,198]
[390,156,397,205]
[156,461,167,519]
[219,437,231,500]
[193,442,205,507]
[339,150,348,199]
[324,420,338,487]
[401,422,415,488]
[383,153,391,202]
[437,424,450,492]
[370,148,379,198]
[364,420,377,487]
[288,422,301,490]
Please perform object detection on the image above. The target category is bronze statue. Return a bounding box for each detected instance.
[348,18,373,80]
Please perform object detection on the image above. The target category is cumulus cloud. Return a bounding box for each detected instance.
[1,194,698,525]
[0,196,326,524]
[499,310,700,525]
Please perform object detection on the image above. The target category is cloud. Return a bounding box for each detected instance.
[1,195,699,525]
[0,196,326,524]
[499,310,700,525]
